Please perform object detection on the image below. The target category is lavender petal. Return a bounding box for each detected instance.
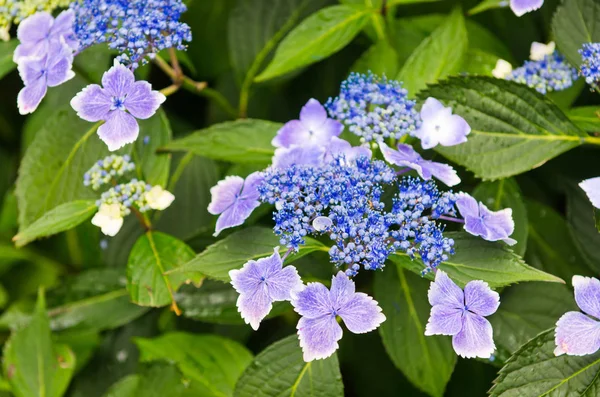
[428,270,464,308]
[207,176,244,215]
[291,282,332,319]
[463,280,500,317]
[17,78,48,115]
[70,84,112,122]
[425,304,463,336]
[452,312,495,358]
[580,177,600,209]
[101,62,135,98]
[97,109,139,151]
[510,0,544,17]
[573,275,600,319]
[554,311,600,356]
[337,292,386,334]
[123,81,166,119]
[297,315,343,361]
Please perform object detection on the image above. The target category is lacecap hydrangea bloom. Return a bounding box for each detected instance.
[70,0,192,69]
[505,51,578,94]
[555,276,600,356]
[579,43,600,89]
[71,61,166,151]
[325,72,421,142]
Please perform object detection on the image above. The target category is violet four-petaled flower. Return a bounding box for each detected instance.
[555,276,600,356]
[414,97,470,150]
[510,0,544,17]
[208,172,263,236]
[291,272,386,362]
[425,270,499,358]
[455,193,516,245]
[379,142,460,186]
[70,61,166,151]
[272,99,343,148]
[229,248,303,330]
[579,177,600,209]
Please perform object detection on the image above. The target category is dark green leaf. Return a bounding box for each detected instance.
[490,329,600,396]
[568,106,600,132]
[255,5,372,82]
[161,119,281,164]
[472,178,528,256]
[13,200,97,248]
[419,76,588,180]
[135,111,172,187]
[135,332,253,396]
[3,291,76,397]
[127,231,197,310]
[170,227,327,282]
[234,335,343,397]
[526,200,594,280]
[567,187,600,273]
[552,0,600,67]
[490,283,577,358]
[351,40,398,77]
[374,264,456,397]
[0,40,17,80]
[397,8,468,96]
[392,232,563,288]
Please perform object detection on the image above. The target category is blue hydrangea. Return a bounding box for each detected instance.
[70,0,192,69]
[505,52,578,94]
[325,72,421,142]
[579,43,600,88]
[258,156,456,276]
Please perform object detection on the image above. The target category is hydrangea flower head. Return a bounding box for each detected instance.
[70,0,192,69]
[291,272,385,361]
[425,270,499,358]
[510,0,544,17]
[83,155,135,190]
[505,51,578,94]
[71,62,166,151]
[325,72,421,142]
[492,59,513,79]
[208,172,263,236]
[230,248,303,330]
[13,10,78,62]
[379,142,460,187]
[17,44,75,114]
[579,43,600,89]
[579,177,600,209]
[530,41,555,61]
[272,99,343,148]
[455,193,516,245]
[414,98,470,150]
[555,276,600,356]
[91,203,124,236]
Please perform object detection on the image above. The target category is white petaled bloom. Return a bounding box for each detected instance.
[91,203,124,236]
[413,97,471,150]
[530,41,555,61]
[144,186,175,210]
[492,59,513,79]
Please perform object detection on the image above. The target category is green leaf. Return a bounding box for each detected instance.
[490,283,577,358]
[3,290,76,397]
[391,232,563,288]
[552,0,600,67]
[155,155,219,240]
[104,375,140,397]
[170,227,327,282]
[234,335,343,397]
[472,178,528,256]
[419,76,589,180]
[255,5,372,82]
[460,49,500,76]
[351,40,398,77]
[526,200,594,281]
[467,0,505,16]
[490,329,600,396]
[567,187,600,273]
[135,332,253,397]
[127,231,197,311]
[374,264,455,397]
[161,119,281,164]
[0,40,17,80]
[176,281,290,324]
[13,200,97,248]
[568,106,600,132]
[397,8,468,96]
[135,110,172,187]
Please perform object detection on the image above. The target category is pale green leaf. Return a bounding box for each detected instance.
[419,76,590,180]
[567,187,600,273]
[397,8,467,95]
[255,5,372,82]
[13,200,97,248]
[234,335,343,397]
[170,227,327,282]
[552,0,600,68]
[568,106,600,132]
[351,40,398,77]
[0,40,17,80]
[375,264,455,397]
[135,110,172,187]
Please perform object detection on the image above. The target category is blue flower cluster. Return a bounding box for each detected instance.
[325,72,421,142]
[83,155,135,190]
[579,43,600,88]
[96,179,153,214]
[505,52,578,94]
[259,156,456,276]
[70,0,192,69]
